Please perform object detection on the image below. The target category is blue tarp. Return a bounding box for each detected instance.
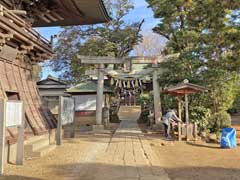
[221,128,237,148]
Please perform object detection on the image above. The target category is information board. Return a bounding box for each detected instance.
[61,97,74,125]
[6,101,23,127]
[74,95,105,111]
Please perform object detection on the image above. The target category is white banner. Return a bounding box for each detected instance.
[61,97,74,125]
[74,95,105,111]
[6,101,23,127]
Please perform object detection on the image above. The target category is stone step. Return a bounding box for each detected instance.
[24,134,48,145]
[26,145,56,158]
[25,138,50,152]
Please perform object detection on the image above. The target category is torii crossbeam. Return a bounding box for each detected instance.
[78,54,179,129]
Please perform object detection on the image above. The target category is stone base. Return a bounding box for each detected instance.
[92,125,105,132]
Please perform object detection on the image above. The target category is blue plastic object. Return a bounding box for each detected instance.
[221,128,237,148]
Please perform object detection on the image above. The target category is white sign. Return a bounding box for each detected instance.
[6,101,23,127]
[61,97,74,125]
[74,95,105,111]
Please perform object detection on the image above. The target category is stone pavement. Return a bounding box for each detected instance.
[72,106,170,180]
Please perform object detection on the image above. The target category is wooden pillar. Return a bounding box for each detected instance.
[185,94,189,141]
[194,122,198,141]
[0,99,5,175]
[96,64,104,125]
[70,97,75,138]
[16,102,25,165]
[152,67,162,124]
[177,96,182,141]
[57,96,63,146]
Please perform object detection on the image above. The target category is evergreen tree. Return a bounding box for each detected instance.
[147,0,240,131]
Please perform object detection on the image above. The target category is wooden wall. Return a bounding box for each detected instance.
[0,55,57,143]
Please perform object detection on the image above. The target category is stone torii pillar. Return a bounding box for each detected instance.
[152,65,162,124]
[95,64,105,127]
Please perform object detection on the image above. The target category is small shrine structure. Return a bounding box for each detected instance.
[165,79,207,141]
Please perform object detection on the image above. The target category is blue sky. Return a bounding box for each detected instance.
[38,0,159,79]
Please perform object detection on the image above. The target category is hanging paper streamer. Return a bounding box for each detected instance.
[131,80,135,88]
[139,79,142,87]
[135,79,139,87]
[115,79,119,87]
[110,78,114,85]
[127,80,131,89]
[123,81,126,88]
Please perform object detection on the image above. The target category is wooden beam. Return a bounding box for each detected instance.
[0,15,53,56]
[50,11,64,21]
[9,10,27,16]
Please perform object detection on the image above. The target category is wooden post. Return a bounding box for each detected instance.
[70,97,75,138]
[194,122,198,141]
[185,94,189,141]
[177,96,182,141]
[0,99,6,175]
[57,96,63,145]
[16,102,25,165]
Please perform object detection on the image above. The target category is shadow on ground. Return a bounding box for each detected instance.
[46,162,240,180]
[47,162,168,180]
[186,141,221,149]
[0,176,44,180]
[164,166,240,180]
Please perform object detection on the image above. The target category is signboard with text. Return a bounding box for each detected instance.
[6,101,23,127]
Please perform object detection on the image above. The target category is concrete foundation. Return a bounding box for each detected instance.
[6,129,57,164]
[92,125,105,132]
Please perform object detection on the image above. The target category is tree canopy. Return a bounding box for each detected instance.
[146,0,240,131]
[50,0,143,83]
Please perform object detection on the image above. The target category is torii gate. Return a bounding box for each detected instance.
[78,54,178,129]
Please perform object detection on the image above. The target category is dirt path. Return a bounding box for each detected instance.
[149,135,240,180]
[1,106,169,180]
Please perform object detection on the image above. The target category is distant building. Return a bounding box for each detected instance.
[67,81,112,126]
[37,75,69,117]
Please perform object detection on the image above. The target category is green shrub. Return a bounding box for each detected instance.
[190,106,211,132]
[207,111,231,133]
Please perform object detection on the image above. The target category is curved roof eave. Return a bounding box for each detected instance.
[32,0,111,27]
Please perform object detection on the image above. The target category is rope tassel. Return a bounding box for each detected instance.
[127,80,131,89]
[135,79,139,87]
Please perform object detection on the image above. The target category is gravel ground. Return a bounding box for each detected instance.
[1,133,111,180]
[149,135,240,180]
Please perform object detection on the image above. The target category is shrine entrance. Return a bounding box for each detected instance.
[79,54,178,129]
[117,78,141,106]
